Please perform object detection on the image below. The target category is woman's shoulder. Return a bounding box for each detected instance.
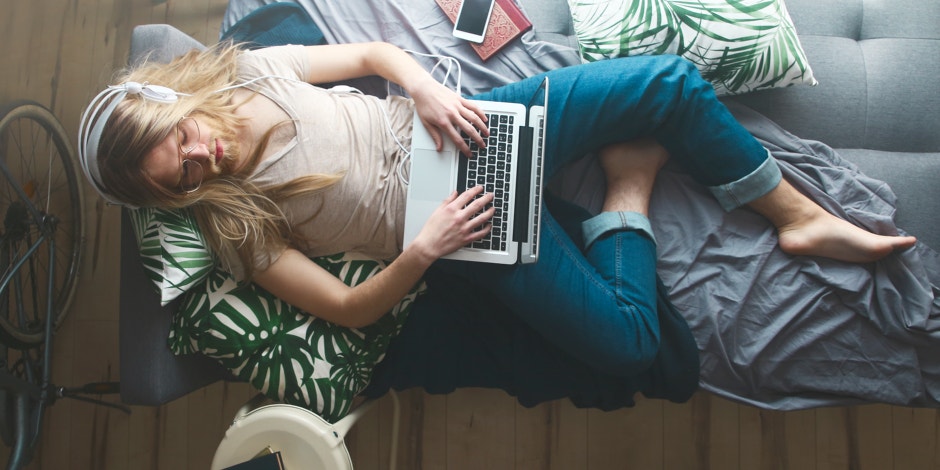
[237,45,310,82]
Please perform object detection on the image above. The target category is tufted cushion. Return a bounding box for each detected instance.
[518,0,579,48]
[726,0,940,152]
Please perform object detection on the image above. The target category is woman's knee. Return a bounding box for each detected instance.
[640,55,711,95]
[592,310,661,377]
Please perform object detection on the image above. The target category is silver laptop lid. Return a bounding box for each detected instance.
[520,77,549,264]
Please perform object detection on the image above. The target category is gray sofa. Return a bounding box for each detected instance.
[520,0,940,247]
[725,0,940,250]
[119,0,940,407]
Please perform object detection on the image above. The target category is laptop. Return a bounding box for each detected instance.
[403,77,549,265]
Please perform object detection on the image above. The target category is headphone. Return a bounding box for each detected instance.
[77,82,190,207]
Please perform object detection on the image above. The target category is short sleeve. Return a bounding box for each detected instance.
[237,45,310,84]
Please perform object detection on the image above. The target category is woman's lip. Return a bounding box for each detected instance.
[215,139,223,164]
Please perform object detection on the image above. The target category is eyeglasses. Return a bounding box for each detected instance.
[176,116,204,193]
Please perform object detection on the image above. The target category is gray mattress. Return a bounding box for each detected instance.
[223,0,940,410]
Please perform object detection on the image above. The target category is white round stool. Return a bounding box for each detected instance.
[211,391,399,470]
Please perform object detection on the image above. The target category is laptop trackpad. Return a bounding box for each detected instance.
[409,149,455,201]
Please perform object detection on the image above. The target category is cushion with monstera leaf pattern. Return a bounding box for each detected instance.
[169,252,424,423]
[127,207,216,306]
[567,0,817,95]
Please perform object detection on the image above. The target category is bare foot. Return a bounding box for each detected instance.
[776,209,917,263]
[750,179,917,263]
[599,138,670,215]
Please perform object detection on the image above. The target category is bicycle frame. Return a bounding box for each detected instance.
[0,154,57,468]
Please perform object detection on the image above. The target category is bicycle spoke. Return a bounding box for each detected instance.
[0,101,85,346]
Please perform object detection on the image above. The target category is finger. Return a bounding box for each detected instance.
[462,191,494,215]
[443,124,472,157]
[467,222,493,242]
[442,190,459,204]
[420,120,446,151]
[465,207,495,236]
[467,207,496,229]
[460,103,489,138]
[462,98,488,128]
[453,184,485,206]
[455,117,486,151]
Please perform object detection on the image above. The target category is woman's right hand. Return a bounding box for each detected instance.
[410,185,495,261]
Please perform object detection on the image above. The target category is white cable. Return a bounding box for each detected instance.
[392,50,464,185]
[403,49,463,93]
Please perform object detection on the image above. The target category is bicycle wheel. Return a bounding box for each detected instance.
[0,101,85,347]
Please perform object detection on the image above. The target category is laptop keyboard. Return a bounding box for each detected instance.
[457,112,514,251]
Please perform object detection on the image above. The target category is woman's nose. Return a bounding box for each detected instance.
[185,144,212,162]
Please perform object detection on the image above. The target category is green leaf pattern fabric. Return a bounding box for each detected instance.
[567,0,817,95]
[169,252,424,423]
[127,207,216,306]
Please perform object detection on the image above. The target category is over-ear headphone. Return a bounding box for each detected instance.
[78,81,191,206]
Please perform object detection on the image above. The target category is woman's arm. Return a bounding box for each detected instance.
[252,185,495,328]
[301,42,488,155]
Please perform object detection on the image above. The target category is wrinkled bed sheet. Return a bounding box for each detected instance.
[223,0,940,410]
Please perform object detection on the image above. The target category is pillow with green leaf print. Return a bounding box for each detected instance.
[169,252,425,423]
[567,0,817,95]
[127,207,215,306]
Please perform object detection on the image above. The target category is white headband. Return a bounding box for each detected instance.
[77,75,297,206]
[77,81,190,206]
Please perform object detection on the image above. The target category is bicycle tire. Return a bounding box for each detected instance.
[0,100,85,347]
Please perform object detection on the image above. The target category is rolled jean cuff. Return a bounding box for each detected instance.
[582,211,655,249]
[709,150,782,211]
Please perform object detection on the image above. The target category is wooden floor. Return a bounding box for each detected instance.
[2,0,940,468]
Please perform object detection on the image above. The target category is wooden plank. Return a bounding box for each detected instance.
[164,0,211,45]
[2,0,36,102]
[403,389,448,470]
[445,388,516,470]
[514,401,552,469]
[815,407,850,470]
[586,396,663,469]
[756,409,817,470]
[127,405,159,470]
[892,407,939,470]
[347,397,382,470]
[849,404,893,470]
[668,393,741,469]
[26,0,61,105]
[67,320,124,469]
[662,397,698,470]
[54,0,106,142]
[156,397,189,470]
[376,391,402,470]
[738,403,764,469]
[345,391,405,469]
[546,400,588,470]
[187,382,227,469]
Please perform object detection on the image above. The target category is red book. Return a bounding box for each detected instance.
[435,0,533,61]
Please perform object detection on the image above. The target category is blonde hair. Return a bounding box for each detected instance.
[97,43,340,278]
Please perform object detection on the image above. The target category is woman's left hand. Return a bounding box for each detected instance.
[411,78,489,156]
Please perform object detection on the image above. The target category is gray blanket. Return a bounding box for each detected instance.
[222,0,940,410]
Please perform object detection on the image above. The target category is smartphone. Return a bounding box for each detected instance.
[452,0,497,44]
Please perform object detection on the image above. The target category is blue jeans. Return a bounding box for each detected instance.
[366,55,776,403]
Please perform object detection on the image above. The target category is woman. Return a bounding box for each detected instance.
[79,42,915,406]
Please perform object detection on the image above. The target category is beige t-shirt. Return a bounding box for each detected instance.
[223,45,416,278]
